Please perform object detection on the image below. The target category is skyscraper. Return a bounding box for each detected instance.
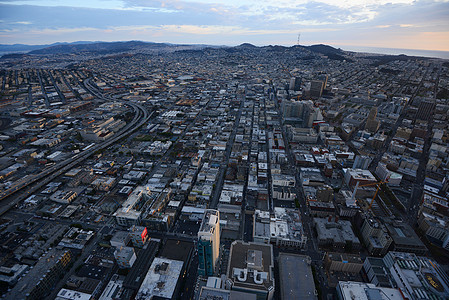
[317,74,328,89]
[416,99,435,121]
[353,155,373,170]
[198,209,220,276]
[289,77,302,91]
[365,107,380,133]
[282,99,323,127]
[310,80,324,98]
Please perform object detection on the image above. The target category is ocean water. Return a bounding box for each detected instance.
[334,45,449,60]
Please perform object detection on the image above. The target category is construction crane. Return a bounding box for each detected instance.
[351,179,389,210]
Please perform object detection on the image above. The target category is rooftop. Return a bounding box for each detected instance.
[337,281,402,300]
[136,257,183,300]
[6,249,71,300]
[278,253,317,300]
[227,241,274,292]
[199,209,220,234]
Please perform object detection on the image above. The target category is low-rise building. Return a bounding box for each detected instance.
[0,264,29,286]
[129,225,148,248]
[278,254,317,300]
[114,246,137,269]
[226,241,275,300]
[114,186,150,226]
[344,168,377,188]
[58,227,95,250]
[314,217,360,251]
[384,251,449,299]
[98,274,124,300]
[50,189,78,204]
[253,208,307,248]
[135,257,183,300]
[336,281,403,300]
[325,252,363,274]
[6,249,72,300]
[384,220,427,255]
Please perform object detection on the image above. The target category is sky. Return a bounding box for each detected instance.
[0,0,449,51]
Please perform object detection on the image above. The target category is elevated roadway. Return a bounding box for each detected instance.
[0,79,150,216]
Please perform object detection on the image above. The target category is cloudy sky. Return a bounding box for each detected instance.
[0,0,448,51]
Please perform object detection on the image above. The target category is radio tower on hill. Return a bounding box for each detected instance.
[297,33,301,46]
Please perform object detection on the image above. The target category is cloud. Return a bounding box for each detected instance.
[0,0,449,50]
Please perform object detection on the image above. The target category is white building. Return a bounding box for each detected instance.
[198,209,220,276]
[114,246,136,269]
[336,281,403,300]
[136,258,183,300]
[114,186,150,226]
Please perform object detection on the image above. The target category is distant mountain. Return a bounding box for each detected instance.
[0,53,31,60]
[305,44,342,55]
[27,41,200,55]
[0,41,98,53]
[236,43,257,48]
[303,44,350,61]
[23,41,353,61]
[1,40,427,63]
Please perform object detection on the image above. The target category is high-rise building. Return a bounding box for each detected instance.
[317,74,328,89]
[416,99,435,121]
[310,80,324,98]
[365,107,380,133]
[289,77,302,91]
[198,209,220,276]
[282,99,304,119]
[282,100,322,128]
[361,218,392,256]
[352,155,373,170]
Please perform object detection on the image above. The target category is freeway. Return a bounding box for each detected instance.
[0,81,150,216]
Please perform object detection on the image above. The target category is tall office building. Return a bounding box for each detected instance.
[282,99,322,127]
[352,155,373,170]
[289,77,302,91]
[310,80,324,98]
[416,99,435,121]
[365,107,380,133]
[198,209,220,276]
[282,99,304,119]
[317,74,328,89]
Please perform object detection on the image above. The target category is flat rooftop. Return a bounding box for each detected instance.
[227,241,274,292]
[278,253,317,300]
[159,239,193,262]
[6,249,71,300]
[199,209,219,234]
[337,281,402,300]
[136,257,183,300]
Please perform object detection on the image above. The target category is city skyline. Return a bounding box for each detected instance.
[1,0,449,51]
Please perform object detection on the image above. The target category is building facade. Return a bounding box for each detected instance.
[198,209,220,276]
